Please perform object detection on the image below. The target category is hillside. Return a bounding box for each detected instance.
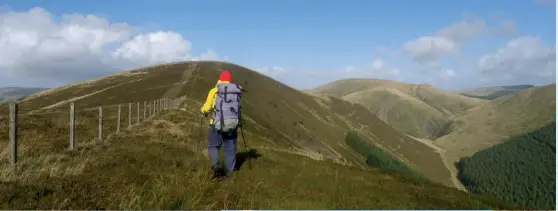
[434,83,556,174]
[0,61,457,186]
[0,61,515,209]
[456,122,556,210]
[0,87,47,104]
[458,85,535,100]
[308,79,486,139]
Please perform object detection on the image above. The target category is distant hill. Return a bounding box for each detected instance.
[458,85,535,100]
[434,83,556,178]
[308,78,486,139]
[0,87,47,104]
[456,122,556,210]
[0,61,514,209]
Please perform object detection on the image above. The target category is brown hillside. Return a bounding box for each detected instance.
[309,78,486,139]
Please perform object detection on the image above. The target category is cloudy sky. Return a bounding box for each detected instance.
[0,0,555,91]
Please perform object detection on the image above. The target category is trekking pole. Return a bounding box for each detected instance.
[239,125,251,170]
[199,113,207,150]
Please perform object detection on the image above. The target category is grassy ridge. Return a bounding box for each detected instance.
[456,122,556,210]
[0,100,517,209]
[345,131,424,180]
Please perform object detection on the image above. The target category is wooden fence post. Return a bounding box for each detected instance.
[117,104,121,133]
[9,103,18,165]
[128,103,132,129]
[69,102,75,150]
[137,102,140,125]
[98,106,102,142]
[144,101,146,120]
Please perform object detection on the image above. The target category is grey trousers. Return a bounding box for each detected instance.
[207,124,238,173]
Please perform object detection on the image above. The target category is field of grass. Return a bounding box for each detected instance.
[0,95,517,209]
[308,78,486,139]
[456,122,556,210]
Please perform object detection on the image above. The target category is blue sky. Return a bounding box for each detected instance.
[0,0,555,90]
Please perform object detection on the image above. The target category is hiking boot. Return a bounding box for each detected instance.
[210,165,221,179]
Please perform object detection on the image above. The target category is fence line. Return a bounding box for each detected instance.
[6,96,186,165]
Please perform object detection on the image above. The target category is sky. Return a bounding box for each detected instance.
[0,0,555,91]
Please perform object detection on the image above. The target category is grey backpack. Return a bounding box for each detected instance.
[213,83,243,133]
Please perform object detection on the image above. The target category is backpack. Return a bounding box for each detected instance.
[213,83,243,133]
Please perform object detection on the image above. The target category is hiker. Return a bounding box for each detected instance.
[200,70,243,178]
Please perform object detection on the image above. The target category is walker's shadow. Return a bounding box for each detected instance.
[235,149,262,170]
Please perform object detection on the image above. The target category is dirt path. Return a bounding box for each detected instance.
[406,135,467,192]
[162,63,200,99]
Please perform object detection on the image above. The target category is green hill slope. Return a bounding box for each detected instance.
[0,104,514,209]
[309,79,486,139]
[0,61,517,209]
[458,85,535,100]
[456,122,556,210]
[0,61,457,187]
[434,83,556,165]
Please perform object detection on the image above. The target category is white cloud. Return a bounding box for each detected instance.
[371,59,384,69]
[0,7,223,87]
[254,66,288,78]
[477,36,556,85]
[443,69,456,77]
[436,16,487,41]
[402,15,486,67]
[494,20,517,37]
[112,31,192,67]
[403,36,459,65]
[345,66,356,73]
[189,49,221,62]
[342,58,400,80]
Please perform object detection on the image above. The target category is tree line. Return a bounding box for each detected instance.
[456,122,556,210]
[345,131,423,180]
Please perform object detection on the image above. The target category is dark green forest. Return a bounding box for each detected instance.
[456,122,556,210]
[345,131,423,180]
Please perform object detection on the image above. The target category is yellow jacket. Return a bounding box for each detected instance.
[200,80,230,124]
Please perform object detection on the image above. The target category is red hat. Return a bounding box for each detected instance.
[219,70,232,82]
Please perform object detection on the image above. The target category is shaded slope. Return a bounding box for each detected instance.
[309,78,486,139]
[456,122,556,210]
[0,104,516,209]
[459,85,534,100]
[1,61,454,187]
[435,83,556,165]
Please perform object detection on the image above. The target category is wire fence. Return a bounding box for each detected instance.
[5,96,186,165]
